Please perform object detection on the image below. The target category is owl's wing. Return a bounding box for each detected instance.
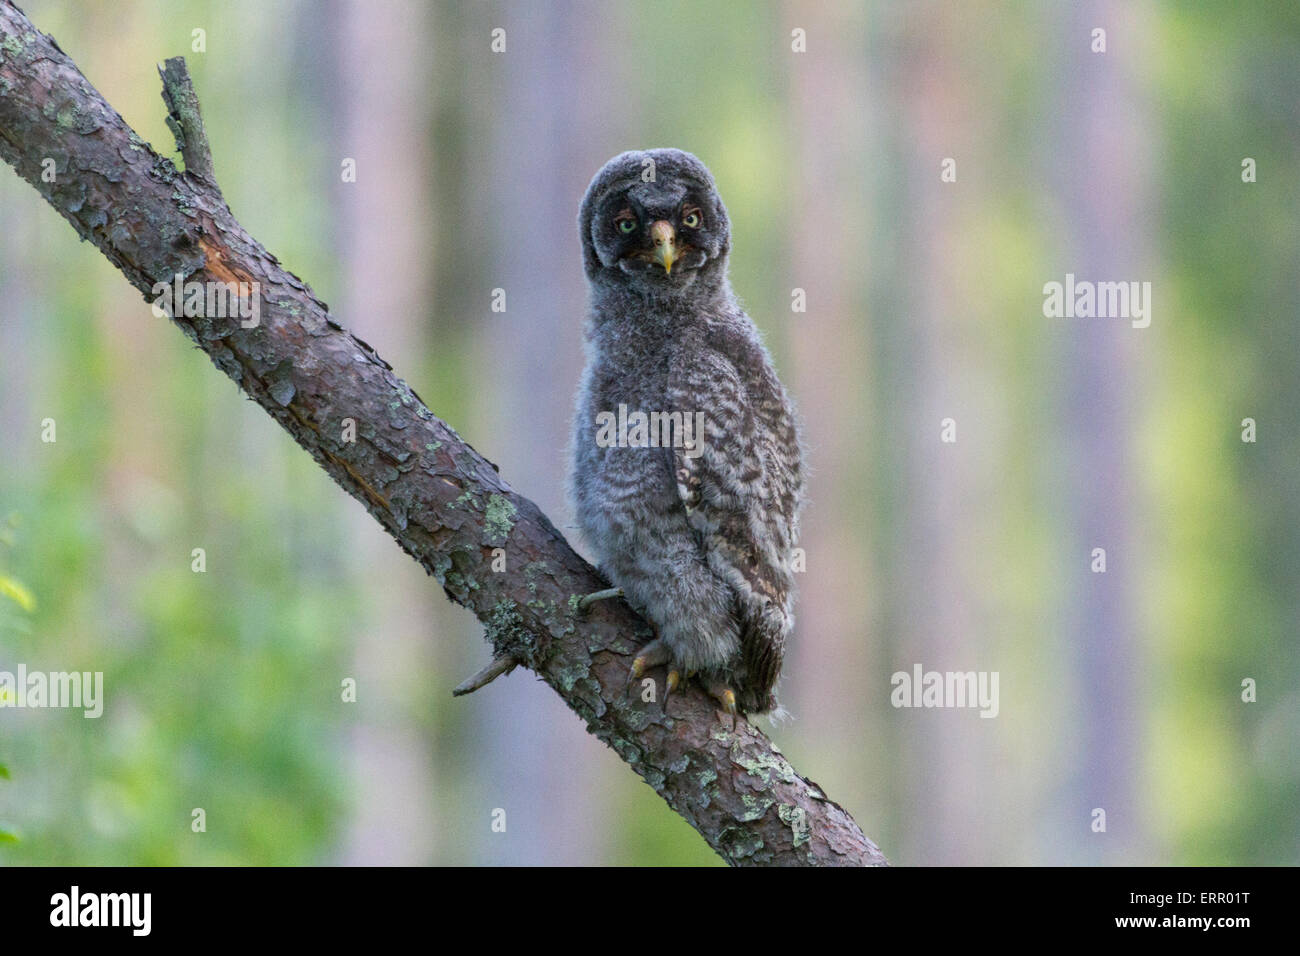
[668,338,802,709]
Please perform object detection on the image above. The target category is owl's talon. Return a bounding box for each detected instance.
[665,669,681,697]
[628,638,672,686]
[701,677,740,728]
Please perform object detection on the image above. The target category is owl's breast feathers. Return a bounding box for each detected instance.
[668,313,805,710]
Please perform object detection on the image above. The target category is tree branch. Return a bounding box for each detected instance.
[0,1,888,866]
[157,55,218,190]
[451,654,518,697]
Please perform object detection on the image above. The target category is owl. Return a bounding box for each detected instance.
[569,148,805,717]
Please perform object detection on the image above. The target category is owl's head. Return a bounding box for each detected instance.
[579,148,731,300]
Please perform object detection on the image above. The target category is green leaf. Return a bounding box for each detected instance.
[0,763,10,779]
[0,828,19,844]
[0,575,36,613]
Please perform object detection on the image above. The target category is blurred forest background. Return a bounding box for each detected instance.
[1,0,1297,865]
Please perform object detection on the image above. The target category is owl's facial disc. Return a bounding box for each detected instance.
[611,201,709,280]
[581,151,731,298]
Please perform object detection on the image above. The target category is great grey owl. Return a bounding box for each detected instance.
[569,148,805,717]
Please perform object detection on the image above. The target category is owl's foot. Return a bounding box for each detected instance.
[627,637,672,687]
[701,675,742,731]
[701,677,738,716]
[627,642,742,730]
[671,671,742,730]
[627,641,693,707]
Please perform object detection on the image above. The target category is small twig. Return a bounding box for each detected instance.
[158,56,218,189]
[452,655,518,697]
[576,587,623,611]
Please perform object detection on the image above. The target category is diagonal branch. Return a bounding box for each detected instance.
[0,1,887,866]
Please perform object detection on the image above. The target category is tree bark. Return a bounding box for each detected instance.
[0,0,887,866]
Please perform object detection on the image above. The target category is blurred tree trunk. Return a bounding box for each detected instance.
[0,163,37,475]
[884,3,1001,865]
[326,0,440,865]
[782,0,886,843]
[1054,0,1152,863]
[475,0,617,866]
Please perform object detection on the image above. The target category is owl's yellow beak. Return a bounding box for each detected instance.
[650,220,677,275]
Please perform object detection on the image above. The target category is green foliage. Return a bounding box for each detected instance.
[1,519,24,845]
[0,744,14,844]
[0,577,35,613]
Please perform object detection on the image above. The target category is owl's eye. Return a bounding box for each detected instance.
[617,218,637,234]
[682,207,702,229]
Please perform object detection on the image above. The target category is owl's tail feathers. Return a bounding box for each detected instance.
[738,606,788,716]
[735,681,782,717]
